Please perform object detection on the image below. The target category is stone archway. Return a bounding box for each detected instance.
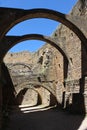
[1,34,69,82]
[1,34,69,108]
[0,6,87,129]
[9,63,32,71]
[0,8,86,85]
[7,63,33,76]
[16,81,57,107]
[0,8,87,48]
[0,8,86,81]
[16,87,40,107]
[0,34,69,62]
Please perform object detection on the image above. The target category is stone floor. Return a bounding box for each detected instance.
[2,107,87,130]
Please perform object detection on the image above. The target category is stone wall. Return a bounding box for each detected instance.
[1,0,87,129]
[52,0,87,80]
[64,77,87,113]
[4,51,33,64]
[1,0,87,117]
[50,0,87,113]
[4,48,58,108]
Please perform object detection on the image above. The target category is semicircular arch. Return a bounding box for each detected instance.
[1,8,87,49]
[9,63,32,71]
[16,81,55,97]
[16,87,42,106]
[1,34,69,64]
[16,81,57,105]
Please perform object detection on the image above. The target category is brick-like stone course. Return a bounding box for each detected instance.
[0,3,87,129]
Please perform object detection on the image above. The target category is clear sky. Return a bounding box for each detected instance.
[0,0,78,52]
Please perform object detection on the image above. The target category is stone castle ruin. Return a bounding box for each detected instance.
[0,0,87,129]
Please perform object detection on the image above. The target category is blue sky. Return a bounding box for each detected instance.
[0,0,77,52]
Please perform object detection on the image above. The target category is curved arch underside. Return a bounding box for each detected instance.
[0,34,69,63]
[16,81,55,96]
[0,8,87,49]
[8,63,32,71]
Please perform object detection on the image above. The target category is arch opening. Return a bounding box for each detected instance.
[3,34,69,81]
[2,34,69,62]
[0,8,87,49]
[7,18,58,36]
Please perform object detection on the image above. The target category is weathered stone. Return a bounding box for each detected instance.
[0,1,87,128]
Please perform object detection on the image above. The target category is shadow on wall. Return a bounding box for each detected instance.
[16,88,29,105]
[65,77,86,114]
[16,88,42,106]
[64,42,87,114]
[1,62,85,130]
[66,93,86,114]
[50,93,58,106]
[64,56,68,80]
[1,62,17,109]
[79,0,87,10]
